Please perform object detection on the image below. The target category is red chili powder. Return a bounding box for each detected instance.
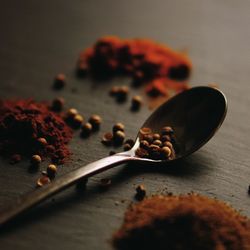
[0,99,73,164]
[77,36,192,97]
[113,194,250,250]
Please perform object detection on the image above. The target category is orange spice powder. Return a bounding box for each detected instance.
[77,36,192,98]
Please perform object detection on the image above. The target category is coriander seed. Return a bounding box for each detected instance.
[37,137,47,146]
[51,97,65,112]
[135,185,146,200]
[37,176,51,187]
[152,139,162,146]
[113,130,125,145]
[113,122,125,133]
[73,114,84,128]
[53,73,66,90]
[101,132,113,146]
[81,122,92,137]
[161,146,171,159]
[131,95,143,111]
[31,154,42,165]
[161,126,174,135]
[47,164,57,177]
[123,143,132,151]
[89,114,102,130]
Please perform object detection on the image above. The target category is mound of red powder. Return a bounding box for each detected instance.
[113,194,250,250]
[77,36,192,97]
[0,99,73,164]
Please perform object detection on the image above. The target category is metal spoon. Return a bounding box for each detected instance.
[0,86,227,226]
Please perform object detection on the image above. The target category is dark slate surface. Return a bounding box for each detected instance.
[0,0,250,249]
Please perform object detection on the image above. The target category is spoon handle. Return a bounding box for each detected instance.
[0,153,133,226]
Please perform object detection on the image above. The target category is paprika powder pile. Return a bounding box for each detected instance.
[113,194,250,250]
[77,36,192,98]
[0,99,73,164]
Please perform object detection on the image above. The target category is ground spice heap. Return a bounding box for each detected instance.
[0,99,73,164]
[113,194,250,250]
[77,36,192,97]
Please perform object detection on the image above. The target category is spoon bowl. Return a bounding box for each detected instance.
[129,86,227,162]
[0,86,227,226]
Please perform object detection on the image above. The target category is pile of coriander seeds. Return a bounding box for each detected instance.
[135,126,177,160]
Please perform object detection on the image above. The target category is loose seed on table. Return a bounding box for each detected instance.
[77,62,88,77]
[51,97,65,112]
[116,86,129,102]
[123,143,132,151]
[113,130,125,145]
[109,86,119,96]
[31,154,42,165]
[37,137,47,146]
[47,164,57,177]
[131,95,143,111]
[53,74,66,90]
[113,123,125,133]
[88,114,102,130]
[73,114,84,128]
[135,185,146,200]
[81,122,93,137]
[36,175,51,187]
[101,132,113,146]
[66,108,78,118]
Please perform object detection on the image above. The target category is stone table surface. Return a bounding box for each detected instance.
[0,0,249,249]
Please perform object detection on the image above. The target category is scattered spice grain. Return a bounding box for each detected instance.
[53,74,66,90]
[31,155,42,166]
[102,132,113,146]
[88,114,102,130]
[72,114,84,129]
[135,185,146,200]
[36,175,51,187]
[113,131,125,146]
[131,95,143,111]
[81,122,93,137]
[113,194,250,250]
[51,97,65,112]
[47,164,57,177]
[113,123,125,133]
[123,143,132,151]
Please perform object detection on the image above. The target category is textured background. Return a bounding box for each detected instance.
[0,0,250,249]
